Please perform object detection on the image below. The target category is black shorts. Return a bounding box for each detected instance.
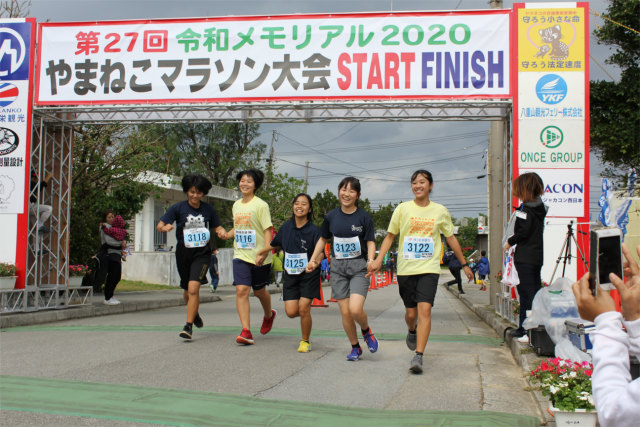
[282,269,321,301]
[175,243,210,290]
[397,273,439,308]
[232,259,271,290]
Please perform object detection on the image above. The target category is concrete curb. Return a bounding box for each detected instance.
[0,293,221,329]
[445,285,555,426]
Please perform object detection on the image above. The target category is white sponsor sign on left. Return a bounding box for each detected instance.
[0,21,32,214]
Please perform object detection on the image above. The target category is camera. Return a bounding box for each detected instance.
[589,227,623,296]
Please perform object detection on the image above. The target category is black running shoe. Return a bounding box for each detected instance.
[193,313,203,328]
[179,323,192,340]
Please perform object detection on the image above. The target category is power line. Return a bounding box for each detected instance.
[275,131,403,180]
[304,148,486,179]
[276,130,487,156]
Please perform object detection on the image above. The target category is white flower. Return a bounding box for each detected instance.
[549,385,559,394]
[569,371,577,378]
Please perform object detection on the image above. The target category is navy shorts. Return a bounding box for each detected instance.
[233,259,271,290]
[175,243,210,290]
[282,269,321,301]
[397,273,439,308]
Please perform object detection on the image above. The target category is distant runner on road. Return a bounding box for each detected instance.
[369,170,473,374]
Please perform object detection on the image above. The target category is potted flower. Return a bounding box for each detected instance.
[0,262,17,290]
[68,264,91,287]
[529,357,596,427]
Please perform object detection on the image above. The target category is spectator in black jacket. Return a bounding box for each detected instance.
[444,248,464,294]
[503,172,548,343]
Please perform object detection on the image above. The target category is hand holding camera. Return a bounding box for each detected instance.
[609,244,640,322]
[573,243,640,322]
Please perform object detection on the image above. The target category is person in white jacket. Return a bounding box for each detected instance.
[572,243,640,427]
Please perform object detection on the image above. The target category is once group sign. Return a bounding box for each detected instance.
[35,11,510,105]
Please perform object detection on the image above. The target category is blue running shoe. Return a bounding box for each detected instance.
[346,347,363,361]
[363,329,379,353]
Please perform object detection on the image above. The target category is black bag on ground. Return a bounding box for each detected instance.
[90,244,110,293]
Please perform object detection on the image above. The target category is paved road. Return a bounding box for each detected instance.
[1,283,542,426]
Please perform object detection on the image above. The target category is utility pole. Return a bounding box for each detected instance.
[488,0,504,307]
[266,130,275,190]
[304,161,309,193]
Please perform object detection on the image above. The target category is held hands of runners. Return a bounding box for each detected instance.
[367,258,382,277]
[306,259,318,273]
[572,273,616,322]
[609,243,640,321]
[255,252,267,266]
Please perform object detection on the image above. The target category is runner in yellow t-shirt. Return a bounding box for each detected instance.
[368,169,473,374]
[219,169,276,345]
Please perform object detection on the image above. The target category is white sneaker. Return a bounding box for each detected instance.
[110,298,120,304]
[517,335,529,344]
[103,299,113,305]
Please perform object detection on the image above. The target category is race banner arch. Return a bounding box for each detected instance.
[0,3,590,312]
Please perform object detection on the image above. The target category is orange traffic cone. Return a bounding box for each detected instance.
[327,289,338,303]
[312,278,329,307]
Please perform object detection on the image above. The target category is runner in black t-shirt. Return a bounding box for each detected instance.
[306,177,378,361]
[258,193,322,353]
[157,174,225,340]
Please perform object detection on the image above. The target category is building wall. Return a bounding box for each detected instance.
[122,248,235,286]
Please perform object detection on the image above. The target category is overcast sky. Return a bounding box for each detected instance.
[28,0,619,218]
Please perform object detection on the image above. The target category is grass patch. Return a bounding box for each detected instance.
[116,280,176,292]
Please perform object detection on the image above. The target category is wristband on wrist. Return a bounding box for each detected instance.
[461,263,469,268]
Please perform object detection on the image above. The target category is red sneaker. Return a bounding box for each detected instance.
[260,309,277,335]
[236,328,254,345]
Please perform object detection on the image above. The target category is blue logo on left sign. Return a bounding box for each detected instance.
[0,23,30,80]
[535,74,568,105]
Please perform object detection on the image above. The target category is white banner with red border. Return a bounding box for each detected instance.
[36,11,510,105]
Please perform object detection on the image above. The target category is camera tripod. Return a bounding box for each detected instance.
[548,221,589,285]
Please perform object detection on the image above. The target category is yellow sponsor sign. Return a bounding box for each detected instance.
[517,8,585,72]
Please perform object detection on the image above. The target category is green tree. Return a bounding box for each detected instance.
[372,202,398,247]
[456,217,479,257]
[312,189,339,226]
[70,125,164,264]
[259,171,306,229]
[147,123,265,188]
[590,0,640,179]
